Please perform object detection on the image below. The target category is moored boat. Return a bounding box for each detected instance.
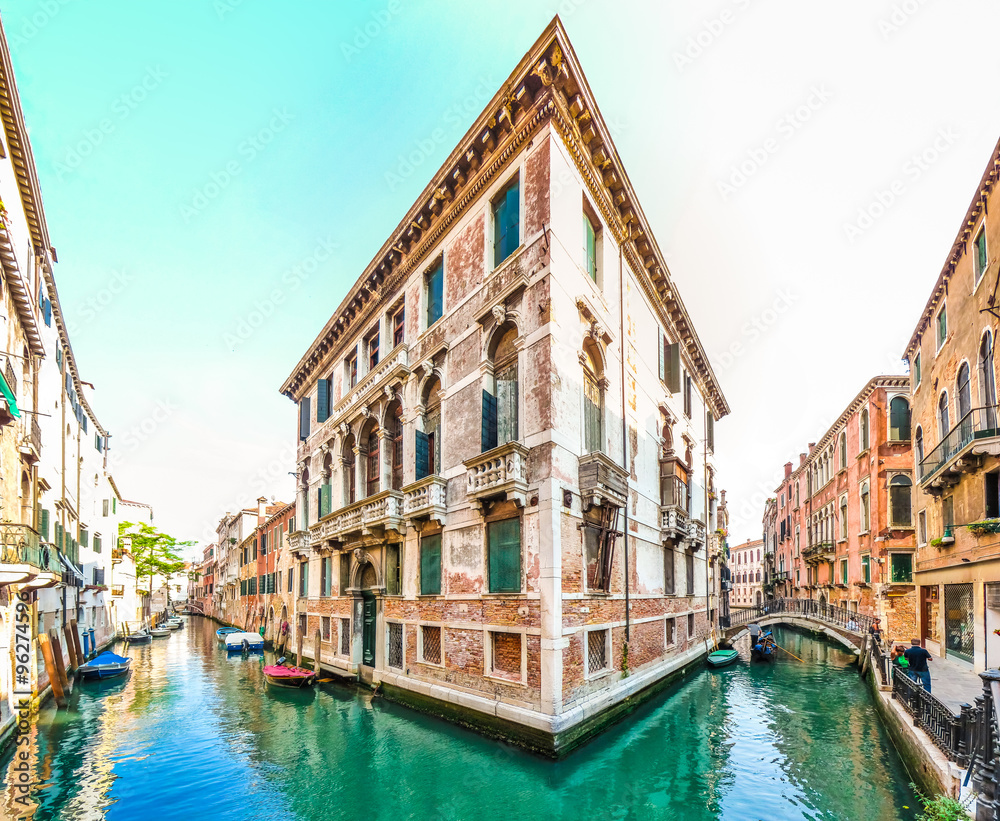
[751,630,777,662]
[79,651,132,680]
[707,649,739,668]
[216,627,241,643]
[224,632,264,653]
[125,631,152,645]
[263,663,316,688]
[150,627,171,638]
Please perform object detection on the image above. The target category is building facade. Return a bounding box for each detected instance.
[730,539,763,607]
[764,377,917,641]
[904,135,1000,672]
[279,19,729,753]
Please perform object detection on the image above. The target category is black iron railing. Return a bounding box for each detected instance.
[725,597,874,634]
[919,405,1000,483]
[891,667,971,764]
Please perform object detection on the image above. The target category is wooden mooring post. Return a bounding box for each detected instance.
[64,621,79,670]
[38,634,66,708]
[296,632,304,669]
[314,629,322,676]
[49,630,71,697]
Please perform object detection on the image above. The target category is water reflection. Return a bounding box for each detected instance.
[1,622,919,820]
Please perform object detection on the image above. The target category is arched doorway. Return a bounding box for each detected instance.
[819,594,827,607]
[755,591,762,606]
[360,563,378,667]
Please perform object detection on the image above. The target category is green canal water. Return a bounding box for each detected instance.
[0,620,920,821]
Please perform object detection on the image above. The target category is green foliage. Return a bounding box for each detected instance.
[929,537,944,547]
[909,784,967,821]
[621,641,630,678]
[966,519,1000,537]
[119,521,194,592]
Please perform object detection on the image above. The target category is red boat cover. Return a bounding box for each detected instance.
[263,666,313,678]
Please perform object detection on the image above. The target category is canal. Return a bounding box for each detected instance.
[1,621,920,820]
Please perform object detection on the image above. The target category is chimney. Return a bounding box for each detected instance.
[784,462,792,479]
[808,442,816,452]
[257,496,267,522]
[719,489,727,507]
[799,453,806,466]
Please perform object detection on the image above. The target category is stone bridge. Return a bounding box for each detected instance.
[722,598,871,655]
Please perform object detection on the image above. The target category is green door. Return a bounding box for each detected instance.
[362,593,376,666]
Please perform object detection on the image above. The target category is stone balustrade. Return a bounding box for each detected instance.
[402,475,447,526]
[464,441,529,510]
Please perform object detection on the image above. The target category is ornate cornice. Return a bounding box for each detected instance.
[280,17,730,420]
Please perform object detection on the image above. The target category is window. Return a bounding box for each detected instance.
[840,497,848,541]
[958,362,972,421]
[687,612,695,639]
[421,625,442,665]
[425,260,444,327]
[914,352,921,387]
[659,330,681,394]
[665,617,675,646]
[664,547,675,595]
[587,629,609,675]
[317,377,332,423]
[889,397,910,441]
[491,631,521,678]
[840,559,848,585]
[483,326,518,451]
[915,426,924,467]
[416,379,442,479]
[707,412,715,452]
[488,518,521,594]
[392,305,405,347]
[684,373,692,418]
[890,553,913,583]
[346,352,358,389]
[389,403,403,491]
[343,435,356,506]
[862,555,870,584]
[388,622,403,668]
[938,392,950,439]
[492,175,520,267]
[937,303,947,350]
[987,470,1000,519]
[859,409,869,452]
[975,226,988,285]
[340,552,351,594]
[298,560,308,597]
[94,535,102,554]
[340,618,351,655]
[386,543,401,595]
[321,616,331,642]
[366,326,380,370]
[839,432,847,470]
[320,557,332,597]
[980,333,998,415]
[365,429,380,498]
[918,509,928,545]
[420,533,442,595]
[583,212,599,282]
[889,475,912,526]
[582,346,603,454]
[287,569,293,592]
[299,397,311,441]
[860,482,870,533]
[686,550,695,596]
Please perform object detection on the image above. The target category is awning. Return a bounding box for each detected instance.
[59,552,84,583]
[0,370,20,419]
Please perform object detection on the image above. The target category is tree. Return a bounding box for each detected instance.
[119,521,194,598]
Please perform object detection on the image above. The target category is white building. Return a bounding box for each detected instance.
[731,539,764,607]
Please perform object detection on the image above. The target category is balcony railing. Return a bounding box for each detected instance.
[111,584,125,597]
[309,489,405,545]
[919,405,1000,485]
[402,475,447,526]
[464,441,529,510]
[803,541,835,563]
[0,523,41,568]
[19,416,41,463]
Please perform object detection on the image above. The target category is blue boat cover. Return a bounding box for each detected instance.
[87,651,130,665]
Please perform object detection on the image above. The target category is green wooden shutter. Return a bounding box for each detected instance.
[320,484,332,518]
[317,379,330,423]
[40,509,49,542]
[299,397,311,441]
[584,215,597,280]
[340,553,351,593]
[386,544,400,595]
[420,534,441,595]
[665,343,681,394]
[94,536,102,554]
[707,412,715,451]
[482,391,498,452]
[427,262,443,326]
[493,194,507,267]
[489,519,521,593]
[415,430,430,479]
[506,179,519,257]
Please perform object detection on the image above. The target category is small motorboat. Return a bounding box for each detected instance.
[264,659,317,688]
[150,627,171,638]
[124,631,152,645]
[166,621,183,630]
[216,627,241,643]
[224,632,264,653]
[707,649,740,668]
[79,651,132,680]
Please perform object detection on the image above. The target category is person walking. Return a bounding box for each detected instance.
[903,638,932,693]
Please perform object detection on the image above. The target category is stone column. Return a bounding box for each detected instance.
[353,446,364,502]
[378,428,391,493]
[539,475,564,717]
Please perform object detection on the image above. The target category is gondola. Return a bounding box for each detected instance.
[751,630,777,662]
[79,651,132,680]
[706,648,740,668]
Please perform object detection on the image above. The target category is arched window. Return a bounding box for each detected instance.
[387,402,403,491]
[860,409,870,451]
[957,362,972,421]
[840,497,848,541]
[915,426,923,465]
[363,421,380,498]
[889,397,910,441]
[839,432,847,470]
[342,434,356,506]
[582,344,604,454]
[890,474,912,527]
[860,482,870,533]
[756,571,761,583]
[938,392,950,440]
[980,333,997,425]
[483,325,518,450]
[417,378,442,479]
[319,451,333,519]
[299,467,311,529]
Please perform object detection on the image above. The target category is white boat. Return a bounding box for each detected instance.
[224,632,264,653]
[150,627,171,638]
[166,620,183,630]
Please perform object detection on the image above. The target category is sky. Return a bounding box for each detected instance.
[5,0,1000,555]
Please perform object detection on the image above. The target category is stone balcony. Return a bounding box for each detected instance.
[803,541,835,564]
[578,451,627,510]
[0,523,43,586]
[660,509,706,550]
[464,441,529,510]
[402,475,447,526]
[919,405,1000,494]
[288,530,311,558]
[310,490,405,546]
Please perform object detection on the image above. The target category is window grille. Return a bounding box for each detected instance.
[422,625,441,664]
[388,622,403,669]
[340,618,350,655]
[588,629,608,673]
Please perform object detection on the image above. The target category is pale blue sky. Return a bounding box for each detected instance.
[7,0,1000,552]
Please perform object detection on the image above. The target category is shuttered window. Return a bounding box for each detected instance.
[392,306,405,347]
[664,342,680,394]
[583,213,597,281]
[420,534,441,595]
[317,378,331,423]
[298,561,308,597]
[481,390,498,452]
[321,557,332,597]
[889,397,910,441]
[344,442,356,505]
[40,509,49,542]
[426,261,444,327]
[390,405,403,490]
[299,397,311,441]
[707,412,715,452]
[937,304,947,349]
[685,550,695,595]
[340,553,351,594]
[319,484,332,519]
[975,228,988,283]
[890,475,912,526]
[488,519,521,594]
[386,544,401,595]
[493,176,520,267]
[584,371,602,454]
[664,548,675,595]
[497,363,518,445]
[366,433,380,497]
